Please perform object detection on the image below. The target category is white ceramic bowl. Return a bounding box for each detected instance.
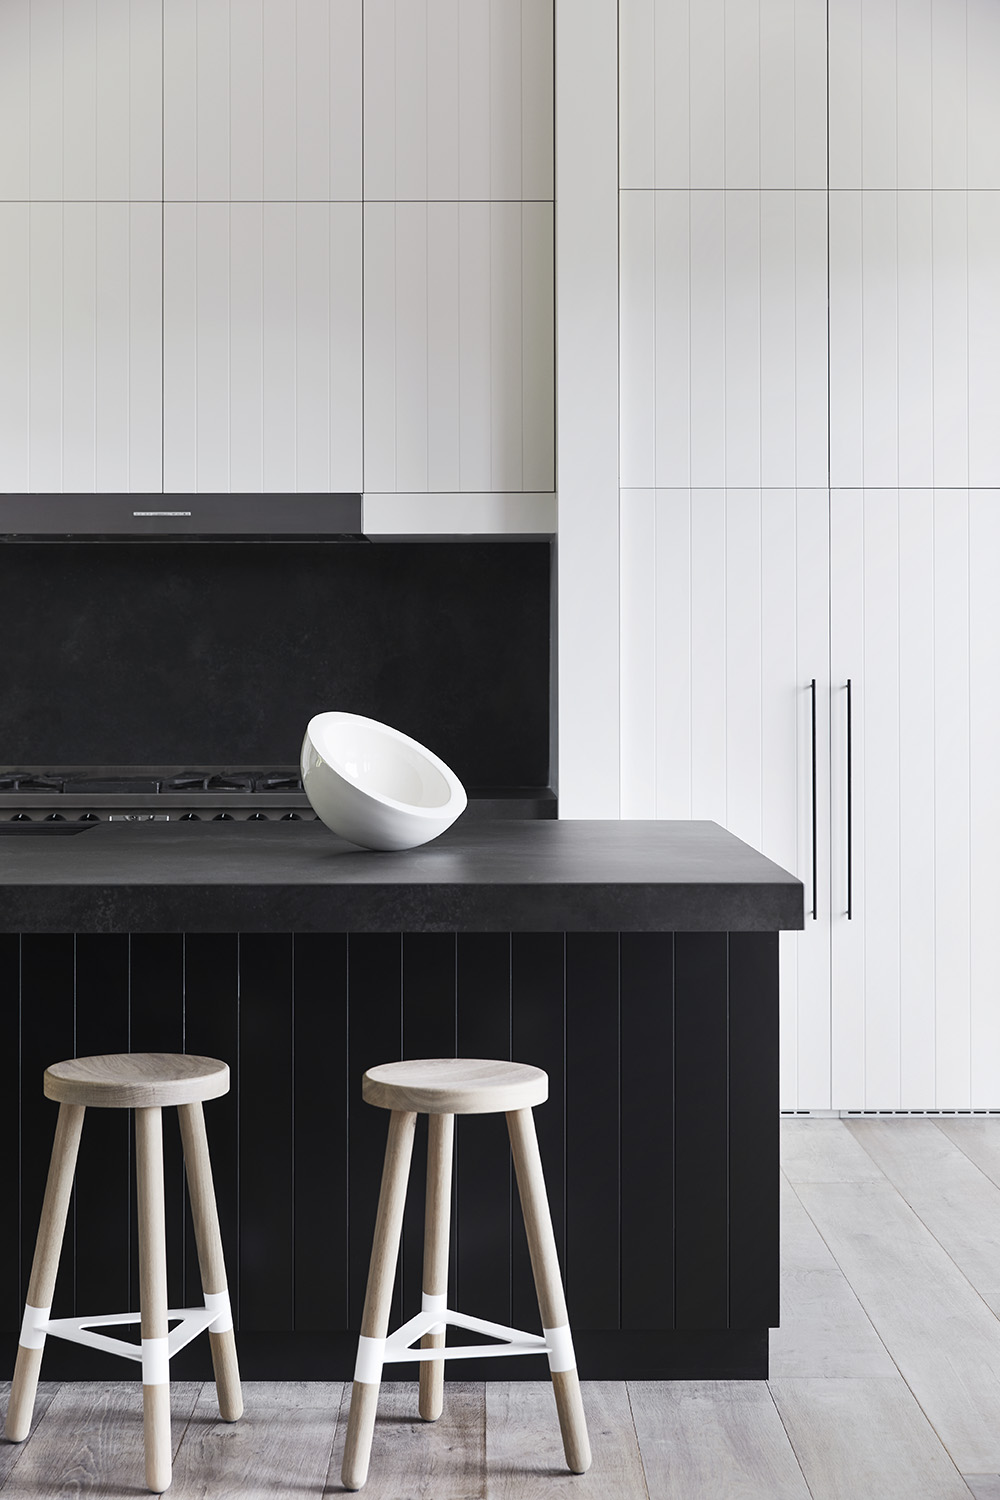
[301,712,468,851]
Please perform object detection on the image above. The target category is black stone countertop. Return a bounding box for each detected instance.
[0,819,803,934]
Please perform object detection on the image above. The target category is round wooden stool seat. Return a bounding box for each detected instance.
[44,1053,230,1110]
[362,1057,548,1115]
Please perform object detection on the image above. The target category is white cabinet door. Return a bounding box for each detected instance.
[620,487,831,1109]
[830,489,1000,1109]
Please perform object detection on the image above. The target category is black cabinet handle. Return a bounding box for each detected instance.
[810,679,817,920]
[846,679,853,920]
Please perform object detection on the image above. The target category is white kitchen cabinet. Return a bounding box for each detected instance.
[829,489,1000,1110]
[619,487,831,1109]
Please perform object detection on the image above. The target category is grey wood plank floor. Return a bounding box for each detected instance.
[4,1119,1000,1497]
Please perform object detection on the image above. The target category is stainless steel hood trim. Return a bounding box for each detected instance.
[0,493,366,539]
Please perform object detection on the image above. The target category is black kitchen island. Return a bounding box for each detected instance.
[0,819,802,1382]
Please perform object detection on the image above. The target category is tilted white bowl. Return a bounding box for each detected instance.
[301,712,468,851]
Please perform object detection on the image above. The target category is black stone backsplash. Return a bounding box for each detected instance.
[0,539,551,787]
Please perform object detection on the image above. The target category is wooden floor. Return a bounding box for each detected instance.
[5,1118,1000,1496]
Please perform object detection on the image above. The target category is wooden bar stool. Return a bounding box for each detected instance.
[342,1057,592,1491]
[4,1053,243,1495]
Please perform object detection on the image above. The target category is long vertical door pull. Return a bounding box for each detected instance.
[810,679,817,919]
[845,680,853,920]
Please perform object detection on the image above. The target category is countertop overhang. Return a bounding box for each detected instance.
[0,818,804,934]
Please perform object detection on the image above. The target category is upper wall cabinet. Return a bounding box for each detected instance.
[619,0,827,189]
[829,189,1000,487]
[0,203,162,492]
[829,0,1000,188]
[363,0,553,201]
[0,0,163,200]
[620,189,828,488]
[163,0,362,201]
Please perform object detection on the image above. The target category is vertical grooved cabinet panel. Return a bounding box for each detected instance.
[970,494,1000,1106]
[28,0,62,199]
[640,488,828,1109]
[790,491,831,1110]
[61,204,97,493]
[673,934,728,1329]
[967,193,1000,488]
[162,205,198,491]
[620,933,673,1330]
[565,934,619,1330]
[364,202,552,494]
[829,190,864,487]
[28,204,63,492]
[0,0,30,199]
[690,489,727,824]
[724,195,761,484]
[94,204,128,491]
[400,935,457,1322]
[456,934,512,1328]
[725,490,763,851]
[654,490,693,818]
[931,194,969,486]
[968,0,1000,186]
[860,491,902,1107]
[689,192,726,487]
[165,202,361,492]
[830,492,865,1108]
[898,493,936,1107]
[619,192,656,488]
[19,937,76,1319]
[830,491,974,1110]
[73,937,132,1327]
[229,0,264,201]
[896,192,934,488]
[165,0,361,202]
[128,936,186,1313]
[238,935,294,1331]
[621,189,827,490]
[510,934,564,1333]
[829,0,1000,189]
[933,492,972,1107]
[364,0,550,201]
[182,937,239,1318]
[292,935,349,1332]
[0,937,20,1334]
[346,935,403,1331]
[728,933,779,1328]
[619,0,826,189]
[62,1,97,202]
[196,204,231,491]
[619,490,657,819]
[0,205,29,489]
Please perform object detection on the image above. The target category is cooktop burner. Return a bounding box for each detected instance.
[0,769,303,795]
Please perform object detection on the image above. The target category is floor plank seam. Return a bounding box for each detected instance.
[622,1382,653,1500]
[763,1380,820,1500]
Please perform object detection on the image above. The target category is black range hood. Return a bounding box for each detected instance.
[0,493,366,541]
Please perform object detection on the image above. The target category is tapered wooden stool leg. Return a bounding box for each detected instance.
[5,1102,85,1443]
[177,1101,242,1422]
[136,1107,172,1494]
[342,1109,417,1492]
[418,1112,454,1421]
[507,1107,592,1475]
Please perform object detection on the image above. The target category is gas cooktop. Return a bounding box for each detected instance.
[0,768,313,823]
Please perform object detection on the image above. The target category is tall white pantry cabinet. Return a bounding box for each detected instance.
[622,487,1000,1114]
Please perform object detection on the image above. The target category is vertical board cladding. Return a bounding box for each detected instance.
[2,931,779,1378]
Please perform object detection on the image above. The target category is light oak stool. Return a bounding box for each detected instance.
[5,1052,243,1495]
[342,1056,592,1491]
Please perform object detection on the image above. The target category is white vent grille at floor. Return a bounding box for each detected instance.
[781,1109,1000,1119]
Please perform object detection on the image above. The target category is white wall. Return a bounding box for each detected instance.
[0,0,556,533]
